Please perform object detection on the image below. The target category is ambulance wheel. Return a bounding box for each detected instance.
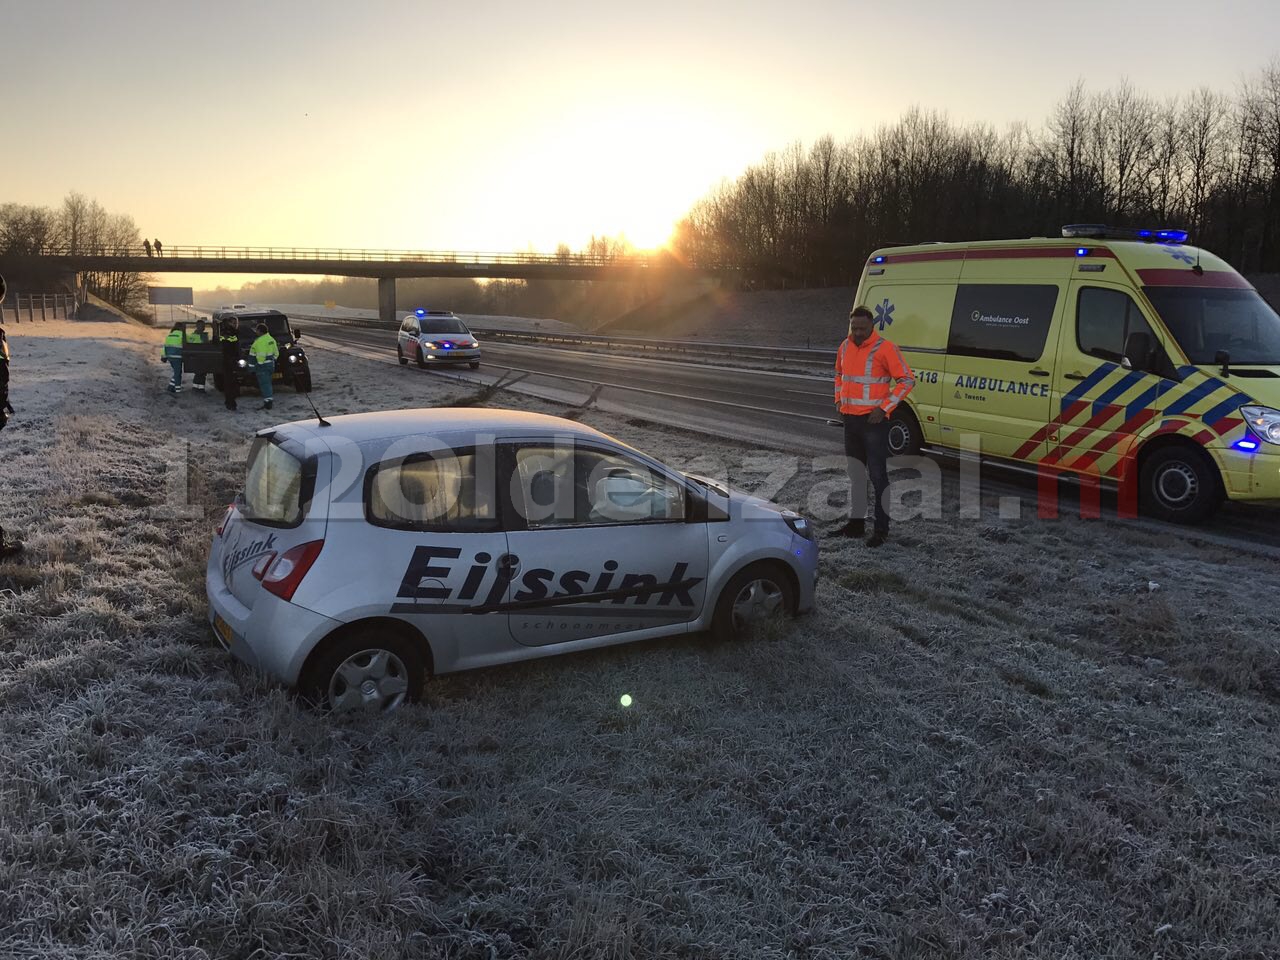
[469,361,480,370]
[1139,444,1222,524]
[711,562,795,642]
[886,408,923,457]
[397,345,408,366]
[302,625,426,714]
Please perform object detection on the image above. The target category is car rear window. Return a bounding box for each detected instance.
[243,438,307,527]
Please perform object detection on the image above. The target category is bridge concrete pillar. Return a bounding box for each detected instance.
[378,277,396,326]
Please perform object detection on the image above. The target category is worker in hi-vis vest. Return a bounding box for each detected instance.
[834,304,916,546]
[248,322,280,410]
[161,325,185,395]
[185,319,210,392]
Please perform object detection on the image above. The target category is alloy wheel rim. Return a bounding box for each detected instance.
[888,422,909,455]
[328,648,410,713]
[730,579,784,633]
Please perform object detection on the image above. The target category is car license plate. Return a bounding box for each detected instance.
[212,614,232,649]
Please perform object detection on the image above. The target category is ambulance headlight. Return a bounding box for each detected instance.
[1241,406,1280,445]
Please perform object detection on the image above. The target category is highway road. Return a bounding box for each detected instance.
[300,317,1280,556]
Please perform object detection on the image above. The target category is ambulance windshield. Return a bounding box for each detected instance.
[1145,287,1280,365]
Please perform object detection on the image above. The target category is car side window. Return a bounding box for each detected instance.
[1077,287,1159,363]
[512,444,686,529]
[365,448,499,531]
[947,284,1060,362]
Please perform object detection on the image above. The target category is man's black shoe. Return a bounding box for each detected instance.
[836,519,865,538]
[866,531,888,548]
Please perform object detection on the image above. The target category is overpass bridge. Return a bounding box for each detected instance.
[0,245,738,324]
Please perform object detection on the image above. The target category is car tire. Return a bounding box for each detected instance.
[886,407,923,457]
[213,372,225,391]
[397,345,408,366]
[301,625,426,714]
[415,343,428,369]
[1139,444,1222,524]
[469,361,480,370]
[711,562,796,642]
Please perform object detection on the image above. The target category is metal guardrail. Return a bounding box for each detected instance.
[1,293,77,323]
[271,311,836,364]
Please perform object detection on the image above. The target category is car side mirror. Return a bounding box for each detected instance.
[1122,331,1153,372]
[1215,349,1231,377]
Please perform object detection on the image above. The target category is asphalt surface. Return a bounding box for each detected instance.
[303,318,1280,556]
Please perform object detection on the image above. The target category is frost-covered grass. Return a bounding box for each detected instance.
[1,320,1279,958]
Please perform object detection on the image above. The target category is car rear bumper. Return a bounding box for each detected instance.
[206,561,341,686]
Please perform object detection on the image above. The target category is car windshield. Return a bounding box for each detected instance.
[1144,287,1280,365]
[236,315,291,340]
[420,316,469,335]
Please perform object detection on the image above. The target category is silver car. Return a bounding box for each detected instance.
[396,309,481,369]
[206,409,819,712]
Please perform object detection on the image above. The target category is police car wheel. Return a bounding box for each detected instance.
[712,562,795,642]
[304,627,425,713]
[887,409,923,457]
[397,345,408,366]
[415,345,428,369]
[1139,445,1221,524]
[469,361,480,370]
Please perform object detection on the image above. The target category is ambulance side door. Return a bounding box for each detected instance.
[1047,282,1178,478]
[939,282,1064,462]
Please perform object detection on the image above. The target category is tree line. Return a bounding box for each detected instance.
[0,192,149,307]
[673,64,1280,286]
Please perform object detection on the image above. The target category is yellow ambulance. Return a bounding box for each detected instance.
[854,226,1280,522]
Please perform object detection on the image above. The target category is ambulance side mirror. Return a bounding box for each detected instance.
[1122,332,1153,372]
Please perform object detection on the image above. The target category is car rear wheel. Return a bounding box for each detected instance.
[397,344,408,366]
[711,562,795,642]
[302,626,426,713]
[1139,444,1222,524]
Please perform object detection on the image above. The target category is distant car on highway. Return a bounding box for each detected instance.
[397,309,481,369]
[206,408,818,713]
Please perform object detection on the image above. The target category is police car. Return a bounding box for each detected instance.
[206,408,819,713]
[397,309,481,369]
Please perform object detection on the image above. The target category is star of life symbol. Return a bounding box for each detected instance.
[1167,248,1196,265]
[874,298,895,330]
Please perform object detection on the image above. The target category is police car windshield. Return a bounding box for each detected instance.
[419,316,468,335]
[1145,287,1280,365]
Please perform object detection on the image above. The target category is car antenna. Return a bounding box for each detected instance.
[302,387,331,427]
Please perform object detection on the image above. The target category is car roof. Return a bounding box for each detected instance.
[264,407,615,446]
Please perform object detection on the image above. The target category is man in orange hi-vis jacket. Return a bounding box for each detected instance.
[834,305,916,546]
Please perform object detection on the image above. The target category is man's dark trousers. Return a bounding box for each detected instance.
[843,412,890,533]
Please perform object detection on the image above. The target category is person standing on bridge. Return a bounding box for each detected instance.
[154,239,163,257]
[248,322,279,411]
[219,319,240,411]
[834,305,915,547]
[143,238,153,258]
[161,323,185,395]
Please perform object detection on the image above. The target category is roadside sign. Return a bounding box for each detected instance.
[148,286,194,305]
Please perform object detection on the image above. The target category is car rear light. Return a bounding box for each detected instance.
[216,504,234,537]
[261,540,325,601]
[251,552,277,580]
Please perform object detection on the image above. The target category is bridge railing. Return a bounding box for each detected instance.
[28,245,717,269]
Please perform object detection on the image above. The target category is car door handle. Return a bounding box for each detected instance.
[1029,368,1051,377]
[1063,372,1088,381]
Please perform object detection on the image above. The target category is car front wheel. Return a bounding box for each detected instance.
[302,626,426,713]
[397,344,408,366]
[1139,444,1222,524]
[711,562,795,642]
